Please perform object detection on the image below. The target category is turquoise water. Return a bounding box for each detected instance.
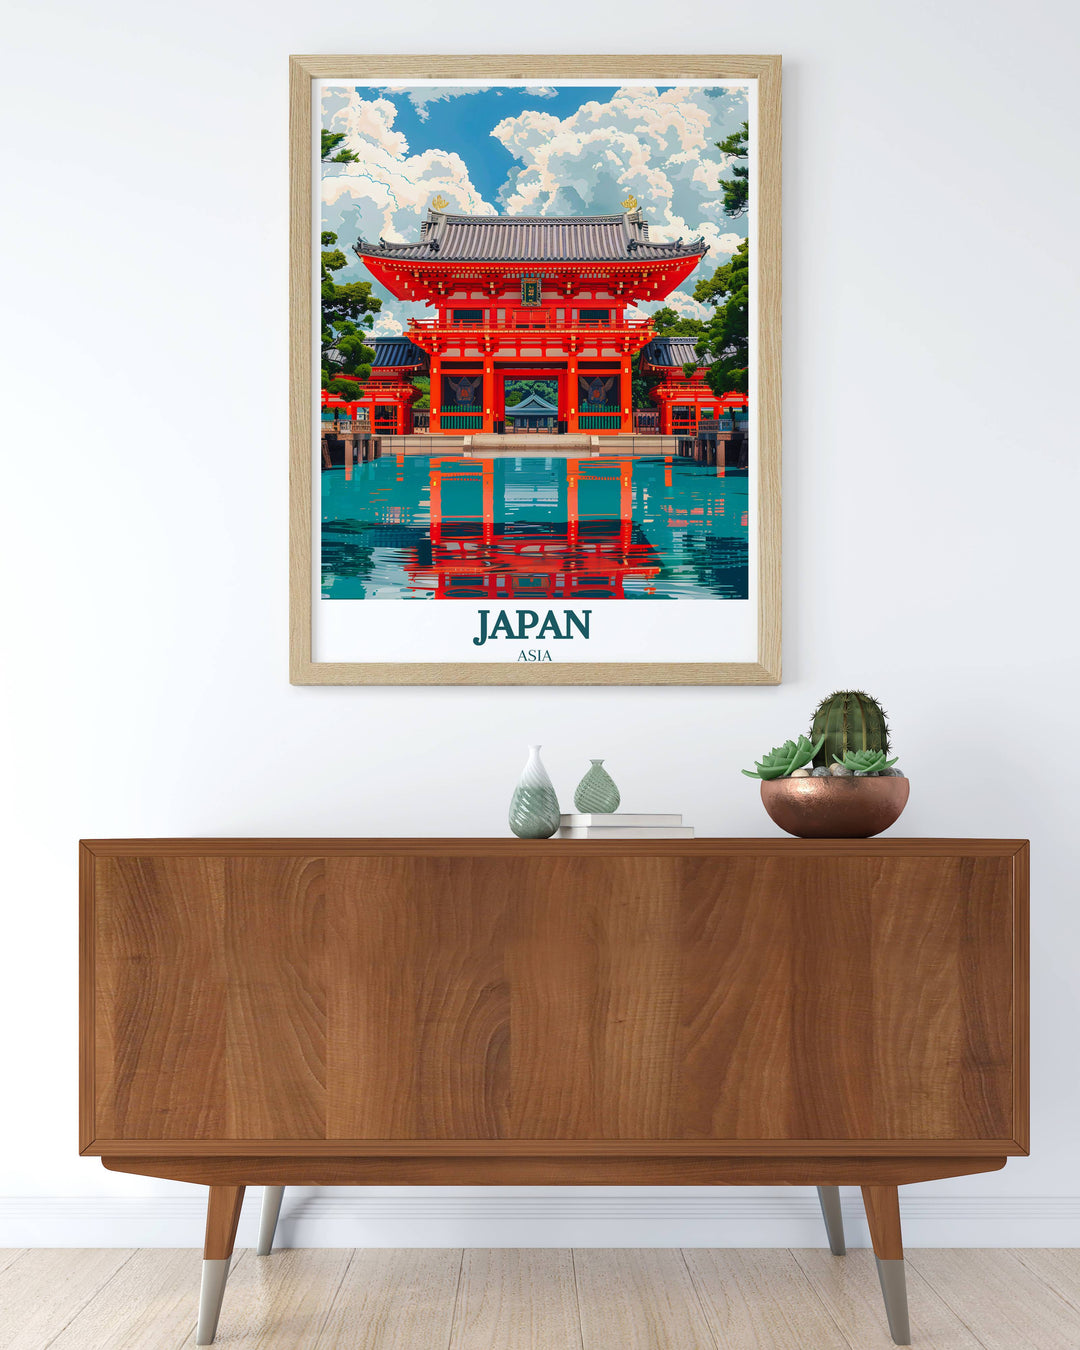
[322,455,748,600]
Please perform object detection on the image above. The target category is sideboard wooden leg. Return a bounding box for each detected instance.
[196,1185,245,1345]
[861,1185,911,1345]
[257,1186,285,1256]
[816,1185,846,1254]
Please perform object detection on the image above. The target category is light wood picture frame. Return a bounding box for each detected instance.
[290,55,781,685]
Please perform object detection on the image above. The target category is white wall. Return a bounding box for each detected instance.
[2,0,1078,1247]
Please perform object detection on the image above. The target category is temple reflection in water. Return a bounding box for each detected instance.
[322,454,748,602]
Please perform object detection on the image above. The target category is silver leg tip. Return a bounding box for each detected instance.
[196,1258,231,1345]
[257,1186,285,1257]
[816,1185,846,1256]
[875,1256,911,1345]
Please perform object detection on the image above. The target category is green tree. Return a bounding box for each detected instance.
[320,135,377,390]
[631,353,654,409]
[320,230,380,391]
[321,130,358,165]
[504,378,557,407]
[693,238,749,394]
[649,306,706,338]
[690,118,751,395]
[715,121,748,218]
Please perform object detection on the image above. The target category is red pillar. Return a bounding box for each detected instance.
[619,354,632,434]
[482,359,495,433]
[429,351,442,435]
[566,355,579,433]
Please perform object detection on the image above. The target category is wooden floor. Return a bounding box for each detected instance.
[1,1248,1078,1349]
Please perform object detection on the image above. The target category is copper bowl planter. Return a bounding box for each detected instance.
[760,776,910,839]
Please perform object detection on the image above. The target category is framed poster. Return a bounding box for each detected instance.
[290,56,780,684]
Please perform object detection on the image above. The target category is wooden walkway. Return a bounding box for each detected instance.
[1,1247,1078,1348]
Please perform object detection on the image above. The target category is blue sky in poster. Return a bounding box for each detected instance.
[320,83,749,337]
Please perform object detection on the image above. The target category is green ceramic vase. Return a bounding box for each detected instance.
[509,745,561,839]
[574,758,621,813]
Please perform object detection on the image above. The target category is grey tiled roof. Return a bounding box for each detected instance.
[640,335,714,367]
[371,338,428,370]
[505,391,559,415]
[356,209,708,264]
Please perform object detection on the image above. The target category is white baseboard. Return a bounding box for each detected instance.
[2,1193,1079,1248]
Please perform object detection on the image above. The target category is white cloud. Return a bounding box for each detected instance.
[399,85,491,121]
[320,85,748,336]
[321,90,497,247]
[334,95,408,156]
[638,291,712,322]
[369,311,405,337]
[320,90,500,344]
[376,82,555,116]
[491,85,748,287]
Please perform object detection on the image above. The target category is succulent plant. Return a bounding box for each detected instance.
[742,734,825,780]
[836,748,898,775]
[810,691,890,768]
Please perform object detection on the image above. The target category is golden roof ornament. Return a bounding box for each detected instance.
[621,193,638,211]
[430,194,449,211]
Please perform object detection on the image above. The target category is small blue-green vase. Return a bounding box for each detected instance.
[509,745,561,839]
[574,758,621,814]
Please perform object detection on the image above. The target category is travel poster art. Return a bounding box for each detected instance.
[314,79,758,666]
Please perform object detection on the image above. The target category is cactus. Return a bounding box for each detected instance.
[810,691,890,768]
[837,748,898,775]
[742,734,824,780]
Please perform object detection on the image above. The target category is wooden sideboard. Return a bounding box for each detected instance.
[80,838,1029,1345]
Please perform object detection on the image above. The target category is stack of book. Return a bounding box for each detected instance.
[557,813,694,840]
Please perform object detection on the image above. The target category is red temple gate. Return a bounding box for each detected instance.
[354,201,709,436]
